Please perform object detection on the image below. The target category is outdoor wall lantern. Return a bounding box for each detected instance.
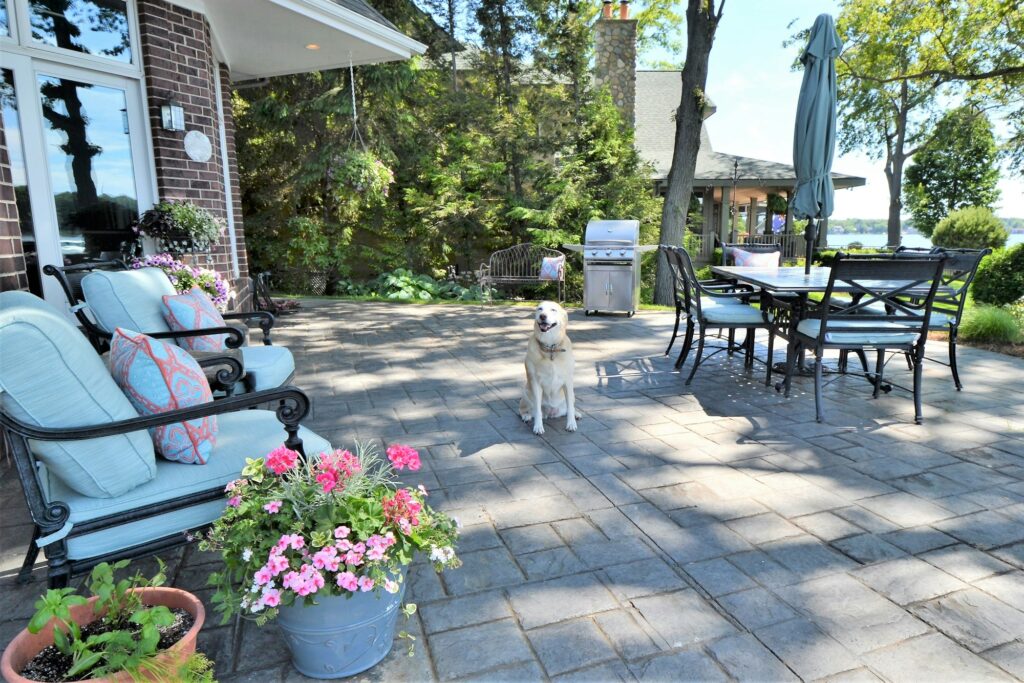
[161,100,185,132]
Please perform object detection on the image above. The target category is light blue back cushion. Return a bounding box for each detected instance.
[81,268,177,335]
[0,293,156,498]
[45,410,332,559]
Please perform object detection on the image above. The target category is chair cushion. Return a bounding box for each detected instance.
[0,293,156,498]
[81,268,177,335]
[42,411,332,560]
[694,302,768,325]
[731,248,780,267]
[109,329,217,464]
[843,301,955,329]
[239,346,296,391]
[162,287,229,352]
[797,319,920,346]
[539,256,565,281]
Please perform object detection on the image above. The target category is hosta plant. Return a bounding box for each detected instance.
[201,442,460,625]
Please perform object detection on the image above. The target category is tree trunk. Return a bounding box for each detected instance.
[884,81,909,247]
[654,0,724,305]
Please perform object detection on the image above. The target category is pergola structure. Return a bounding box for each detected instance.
[634,71,865,260]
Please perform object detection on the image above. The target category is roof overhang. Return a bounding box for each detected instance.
[168,0,426,81]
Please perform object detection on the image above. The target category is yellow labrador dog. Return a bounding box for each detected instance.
[519,301,579,435]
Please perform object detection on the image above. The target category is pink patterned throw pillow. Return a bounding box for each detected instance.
[109,328,217,464]
[731,248,780,267]
[539,255,565,281]
[162,287,229,352]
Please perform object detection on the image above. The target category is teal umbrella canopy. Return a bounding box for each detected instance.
[792,13,841,271]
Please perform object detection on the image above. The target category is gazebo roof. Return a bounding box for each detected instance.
[634,70,864,190]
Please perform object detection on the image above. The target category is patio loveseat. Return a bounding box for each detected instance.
[0,290,330,587]
[46,263,295,393]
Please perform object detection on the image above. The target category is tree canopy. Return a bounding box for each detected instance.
[903,106,1001,238]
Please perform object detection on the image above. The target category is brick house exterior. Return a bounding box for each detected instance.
[0,0,422,312]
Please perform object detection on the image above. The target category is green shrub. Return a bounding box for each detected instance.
[931,207,1008,249]
[972,245,1024,306]
[958,305,1023,344]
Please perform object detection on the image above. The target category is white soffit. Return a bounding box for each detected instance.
[169,0,426,81]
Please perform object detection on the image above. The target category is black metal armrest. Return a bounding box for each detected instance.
[222,310,275,346]
[94,325,247,349]
[0,386,310,454]
[194,353,245,394]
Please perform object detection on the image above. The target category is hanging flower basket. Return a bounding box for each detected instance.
[132,201,225,254]
[331,150,395,206]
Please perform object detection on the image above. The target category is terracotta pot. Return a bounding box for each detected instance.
[1,587,205,683]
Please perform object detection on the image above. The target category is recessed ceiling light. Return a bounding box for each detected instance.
[305,43,320,50]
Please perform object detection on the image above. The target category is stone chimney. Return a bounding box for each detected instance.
[593,2,637,127]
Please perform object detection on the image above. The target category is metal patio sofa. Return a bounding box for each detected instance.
[0,290,330,587]
[479,243,565,302]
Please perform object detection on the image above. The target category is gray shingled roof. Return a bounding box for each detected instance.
[635,71,863,189]
[328,0,399,32]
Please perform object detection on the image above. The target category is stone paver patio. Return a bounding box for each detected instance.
[3,299,1024,681]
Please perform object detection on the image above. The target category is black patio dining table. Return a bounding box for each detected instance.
[709,265,952,388]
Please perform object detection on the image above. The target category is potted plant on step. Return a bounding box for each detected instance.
[1,560,207,682]
[201,443,460,679]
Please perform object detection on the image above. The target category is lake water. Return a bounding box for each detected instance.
[828,233,1024,249]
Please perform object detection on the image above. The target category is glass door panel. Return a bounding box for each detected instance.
[37,72,138,264]
[28,0,131,63]
[1,68,44,294]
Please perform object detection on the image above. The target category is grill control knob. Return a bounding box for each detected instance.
[619,250,626,256]
[605,250,611,256]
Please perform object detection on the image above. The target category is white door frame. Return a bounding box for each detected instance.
[5,53,154,309]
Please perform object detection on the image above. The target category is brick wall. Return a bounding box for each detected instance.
[0,123,28,293]
[137,0,250,310]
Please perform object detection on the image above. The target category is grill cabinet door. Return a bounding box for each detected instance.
[585,264,634,312]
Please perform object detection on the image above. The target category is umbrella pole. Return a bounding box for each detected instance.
[804,218,816,275]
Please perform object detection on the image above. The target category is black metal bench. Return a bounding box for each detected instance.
[478,243,565,301]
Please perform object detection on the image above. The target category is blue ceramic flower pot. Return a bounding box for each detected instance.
[276,579,407,679]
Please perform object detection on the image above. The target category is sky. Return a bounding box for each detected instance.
[642,0,1024,220]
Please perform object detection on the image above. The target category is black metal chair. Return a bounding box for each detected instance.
[660,246,752,357]
[782,253,946,424]
[664,246,773,385]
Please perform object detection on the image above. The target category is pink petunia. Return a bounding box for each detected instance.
[227,496,241,508]
[263,500,282,514]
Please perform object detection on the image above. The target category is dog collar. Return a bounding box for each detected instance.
[537,339,566,361]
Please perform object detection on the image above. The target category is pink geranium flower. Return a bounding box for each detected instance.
[358,576,375,592]
[336,571,358,592]
[265,446,299,475]
[261,588,281,607]
[386,444,421,471]
[263,500,282,514]
[334,525,350,539]
[227,496,241,508]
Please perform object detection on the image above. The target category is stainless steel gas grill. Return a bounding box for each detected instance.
[568,220,657,316]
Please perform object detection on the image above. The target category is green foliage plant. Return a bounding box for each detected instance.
[903,107,1001,238]
[133,200,224,248]
[931,207,1008,250]
[972,244,1024,306]
[25,560,176,680]
[958,305,1023,344]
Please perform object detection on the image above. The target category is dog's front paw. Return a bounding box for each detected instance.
[520,413,532,423]
[566,418,578,432]
[532,421,545,435]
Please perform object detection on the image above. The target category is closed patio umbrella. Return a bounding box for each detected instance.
[792,13,841,275]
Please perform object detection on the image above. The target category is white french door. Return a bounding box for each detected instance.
[3,53,153,307]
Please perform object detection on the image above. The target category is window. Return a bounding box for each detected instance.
[1,67,42,294]
[1,0,9,36]
[28,0,132,63]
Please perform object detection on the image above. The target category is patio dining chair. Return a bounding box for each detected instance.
[664,246,773,385]
[720,241,782,267]
[782,253,946,424]
[46,262,294,394]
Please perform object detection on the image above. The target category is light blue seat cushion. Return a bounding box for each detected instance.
[240,346,296,390]
[693,302,768,325]
[797,319,920,346]
[0,293,156,498]
[856,301,956,329]
[81,268,177,335]
[43,410,333,560]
